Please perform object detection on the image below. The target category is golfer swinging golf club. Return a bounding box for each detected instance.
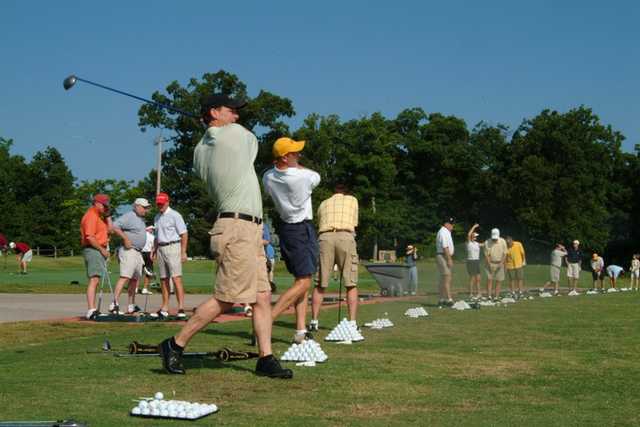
[263,137,321,344]
[80,194,112,320]
[157,93,292,378]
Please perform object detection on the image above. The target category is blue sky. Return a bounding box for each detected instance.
[1,1,638,182]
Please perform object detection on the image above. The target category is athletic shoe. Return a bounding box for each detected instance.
[141,288,153,295]
[255,355,293,379]
[127,304,142,314]
[86,309,100,320]
[292,331,314,344]
[150,310,169,320]
[243,305,253,318]
[159,338,185,375]
[308,321,319,332]
[177,309,187,319]
[109,303,122,315]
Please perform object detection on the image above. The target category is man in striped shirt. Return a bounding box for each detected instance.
[310,184,359,331]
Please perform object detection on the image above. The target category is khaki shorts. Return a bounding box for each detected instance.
[157,243,182,279]
[436,254,451,276]
[83,247,107,278]
[507,267,523,280]
[209,218,269,304]
[318,231,358,288]
[21,250,33,263]
[118,247,143,280]
[567,262,581,279]
[485,262,505,281]
[550,265,561,283]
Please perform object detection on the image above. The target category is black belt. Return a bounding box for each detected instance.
[218,212,262,224]
[158,240,180,247]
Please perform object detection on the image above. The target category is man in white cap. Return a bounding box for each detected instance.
[9,241,33,275]
[565,240,583,293]
[435,217,455,306]
[110,198,152,314]
[484,228,507,300]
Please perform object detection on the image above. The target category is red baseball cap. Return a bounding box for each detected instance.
[156,192,170,205]
[93,194,110,206]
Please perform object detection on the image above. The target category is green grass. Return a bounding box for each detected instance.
[0,293,639,426]
[0,256,628,295]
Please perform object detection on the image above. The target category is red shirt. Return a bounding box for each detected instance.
[80,206,109,247]
[14,242,30,254]
[0,233,7,248]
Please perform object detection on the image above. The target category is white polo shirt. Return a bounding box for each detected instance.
[154,207,187,244]
[436,226,454,255]
[262,166,321,223]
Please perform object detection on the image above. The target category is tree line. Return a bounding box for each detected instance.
[1,70,638,262]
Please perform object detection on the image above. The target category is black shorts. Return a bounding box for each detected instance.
[278,220,319,278]
[142,251,153,270]
[466,259,481,276]
[592,270,605,280]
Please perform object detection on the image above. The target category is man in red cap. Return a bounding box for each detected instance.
[80,193,112,320]
[9,241,33,274]
[150,192,189,319]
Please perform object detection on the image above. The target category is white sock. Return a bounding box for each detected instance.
[296,329,307,336]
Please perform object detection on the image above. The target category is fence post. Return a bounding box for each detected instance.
[54,246,57,258]
[36,247,40,256]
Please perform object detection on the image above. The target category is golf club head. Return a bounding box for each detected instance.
[63,75,77,90]
[102,339,111,352]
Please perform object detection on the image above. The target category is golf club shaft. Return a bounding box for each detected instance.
[68,76,199,119]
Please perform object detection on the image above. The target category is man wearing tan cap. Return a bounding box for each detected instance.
[310,183,359,332]
[263,137,321,344]
[110,198,151,314]
[158,93,291,379]
[80,193,111,320]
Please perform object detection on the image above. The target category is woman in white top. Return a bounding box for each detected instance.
[466,224,482,299]
[630,254,639,291]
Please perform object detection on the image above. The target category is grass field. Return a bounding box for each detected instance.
[0,255,630,296]
[1,292,639,426]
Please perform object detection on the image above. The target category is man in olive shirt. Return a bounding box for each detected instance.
[158,94,291,379]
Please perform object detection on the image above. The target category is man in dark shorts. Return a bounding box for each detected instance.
[263,137,321,344]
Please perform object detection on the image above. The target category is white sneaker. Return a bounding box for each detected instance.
[141,288,153,295]
[86,309,98,320]
[149,310,169,319]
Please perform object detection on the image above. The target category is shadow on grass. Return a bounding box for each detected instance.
[201,327,291,345]
[150,357,254,374]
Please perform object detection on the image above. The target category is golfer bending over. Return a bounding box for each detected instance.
[158,94,291,379]
[263,137,321,344]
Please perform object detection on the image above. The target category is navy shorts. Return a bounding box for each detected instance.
[278,220,319,278]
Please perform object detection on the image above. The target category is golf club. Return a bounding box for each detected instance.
[337,265,344,323]
[102,260,115,311]
[63,75,199,119]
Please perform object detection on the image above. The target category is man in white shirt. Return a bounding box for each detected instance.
[435,217,455,306]
[151,192,188,319]
[263,137,321,344]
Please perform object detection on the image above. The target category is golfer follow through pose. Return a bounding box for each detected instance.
[158,94,292,379]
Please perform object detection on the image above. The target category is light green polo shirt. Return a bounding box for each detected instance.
[193,123,262,218]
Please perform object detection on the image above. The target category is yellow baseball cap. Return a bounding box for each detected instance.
[273,137,305,159]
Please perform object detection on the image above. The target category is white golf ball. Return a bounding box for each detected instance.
[151,408,160,416]
[131,407,141,415]
[160,409,169,417]
[154,392,164,400]
[141,407,150,416]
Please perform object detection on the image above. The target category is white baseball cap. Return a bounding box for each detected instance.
[573,240,580,245]
[9,242,15,249]
[134,198,151,208]
[491,228,500,239]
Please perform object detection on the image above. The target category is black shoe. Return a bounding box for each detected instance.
[255,355,293,379]
[159,338,185,375]
[308,322,319,332]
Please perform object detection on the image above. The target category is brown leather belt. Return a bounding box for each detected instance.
[319,228,353,234]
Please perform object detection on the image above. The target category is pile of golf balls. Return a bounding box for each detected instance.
[539,292,553,298]
[281,340,328,362]
[478,300,495,307]
[404,307,429,318]
[606,288,618,293]
[325,319,364,342]
[452,301,471,311]
[500,297,516,304]
[586,290,599,295]
[568,290,580,296]
[364,318,394,329]
[130,393,218,420]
